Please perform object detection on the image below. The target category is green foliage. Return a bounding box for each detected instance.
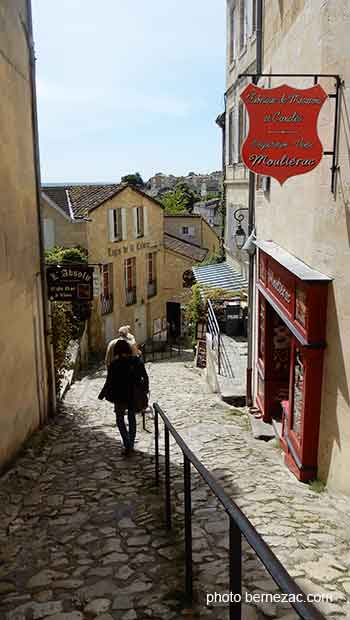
[195,248,225,267]
[50,303,74,393]
[45,246,88,265]
[309,479,326,493]
[186,284,206,344]
[161,182,198,214]
[121,172,144,186]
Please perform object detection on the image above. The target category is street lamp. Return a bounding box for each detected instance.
[233,207,248,249]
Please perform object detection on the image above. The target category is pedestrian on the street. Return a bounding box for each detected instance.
[99,339,149,455]
[105,325,140,368]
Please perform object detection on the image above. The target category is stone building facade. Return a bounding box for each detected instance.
[224,0,258,280]
[225,0,350,494]
[41,192,87,250]
[164,214,220,255]
[0,0,53,470]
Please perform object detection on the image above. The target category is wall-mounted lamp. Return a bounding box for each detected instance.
[233,207,248,249]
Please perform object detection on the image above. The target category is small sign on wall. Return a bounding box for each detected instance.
[240,83,327,184]
[46,264,93,301]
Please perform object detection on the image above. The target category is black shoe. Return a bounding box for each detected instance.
[122,447,131,457]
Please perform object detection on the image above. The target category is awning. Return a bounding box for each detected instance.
[192,261,248,292]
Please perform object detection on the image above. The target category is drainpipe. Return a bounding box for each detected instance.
[25,0,56,416]
[215,104,226,258]
[246,0,263,406]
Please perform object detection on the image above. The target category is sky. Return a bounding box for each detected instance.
[31,0,226,184]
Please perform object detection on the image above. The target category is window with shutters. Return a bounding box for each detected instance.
[136,206,144,237]
[125,257,137,305]
[239,0,247,51]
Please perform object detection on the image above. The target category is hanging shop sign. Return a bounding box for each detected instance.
[240,84,327,184]
[46,264,94,302]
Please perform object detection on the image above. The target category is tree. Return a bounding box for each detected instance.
[161,182,198,214]
[121,172,144,187]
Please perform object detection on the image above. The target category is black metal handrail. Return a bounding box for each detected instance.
[153,402,325,620]
[207,299,234,378]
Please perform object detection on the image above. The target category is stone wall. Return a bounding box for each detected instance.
[255,0,350,494]
[0,0,50,469]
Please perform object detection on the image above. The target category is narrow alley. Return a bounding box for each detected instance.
[0,356,350,620]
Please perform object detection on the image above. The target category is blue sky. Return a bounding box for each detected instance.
[32,0,225,184]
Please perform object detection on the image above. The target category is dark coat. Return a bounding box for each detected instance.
[98,355,149,409]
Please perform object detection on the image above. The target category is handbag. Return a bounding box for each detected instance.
[133,383,149,413]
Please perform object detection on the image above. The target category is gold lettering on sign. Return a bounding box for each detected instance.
[267,268,291,304]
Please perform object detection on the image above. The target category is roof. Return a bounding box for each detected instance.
[43,184,121,219]
[164,233,208,262]
[164,213,201,218]
[256,240,332,282]
[42,183,164,219]
[192,261,248,292]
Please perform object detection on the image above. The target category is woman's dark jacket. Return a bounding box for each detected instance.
[98,356,149,408]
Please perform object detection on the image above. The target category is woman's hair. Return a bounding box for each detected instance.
[113,339,132,357]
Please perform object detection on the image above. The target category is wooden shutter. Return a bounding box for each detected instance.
[108,209,115,242]
[133,208,138,239]
[121,208,127,240]
[143,206,149,237]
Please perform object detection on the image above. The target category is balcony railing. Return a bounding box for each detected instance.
[147,280,157,298]
[101,295,113,315]
[126,287,137,306]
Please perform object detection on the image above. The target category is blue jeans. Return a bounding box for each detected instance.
[115,405,136,449]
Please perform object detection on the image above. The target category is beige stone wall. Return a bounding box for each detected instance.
[201,219,221,255]
[87,187,166,352]
[255,0,350,494]
[225,0,257,276]
[164,216,202,246]
[0,0,50,468]
[41,198,87,250]
[160,249,194,306]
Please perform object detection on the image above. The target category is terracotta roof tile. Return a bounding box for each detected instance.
[164,233,207,262]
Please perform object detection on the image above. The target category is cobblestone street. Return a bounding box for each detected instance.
[1,356,350,620]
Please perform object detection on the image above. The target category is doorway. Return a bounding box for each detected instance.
[166,302,181,339]
[134,304,147,344]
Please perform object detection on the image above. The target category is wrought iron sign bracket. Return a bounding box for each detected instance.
[238,73,343,195]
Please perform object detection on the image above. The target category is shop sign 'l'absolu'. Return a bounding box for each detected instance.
[240,83,328,184]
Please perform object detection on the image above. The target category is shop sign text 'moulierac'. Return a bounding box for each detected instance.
[240,84,327,184]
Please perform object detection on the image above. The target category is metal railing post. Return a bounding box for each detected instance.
[165,426,172,530]
[218,334,221,375]
[184,454,193,602]
[154,405,159,487]
[229,518,242,620]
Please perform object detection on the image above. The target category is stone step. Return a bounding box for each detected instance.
[248,414,275,440]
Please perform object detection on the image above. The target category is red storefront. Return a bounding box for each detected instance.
[255,241,332,482]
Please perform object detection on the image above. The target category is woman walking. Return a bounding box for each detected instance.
[99,339,149,455]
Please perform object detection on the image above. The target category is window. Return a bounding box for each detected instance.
[101,264,113,315]
[136,206,144,237]
[228,108,234,165]
[229,6,236,63]
[239,0,247,51]
[252,0,257,33]
[147,252,157,298]
[182,226,189,235]
[109,208,124,242]
[125,257,137,305]
[238,101,247,162]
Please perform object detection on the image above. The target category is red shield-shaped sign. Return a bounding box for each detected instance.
[240,83,327,185]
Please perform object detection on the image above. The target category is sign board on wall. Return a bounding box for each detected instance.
[240,84,327,184]
[46,264,94,301]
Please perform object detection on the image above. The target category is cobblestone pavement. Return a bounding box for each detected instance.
[0,356,350,620]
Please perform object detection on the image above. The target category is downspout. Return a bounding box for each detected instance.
[25,0,56,416]
[215,103,226,258]
[246,0,263,406]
